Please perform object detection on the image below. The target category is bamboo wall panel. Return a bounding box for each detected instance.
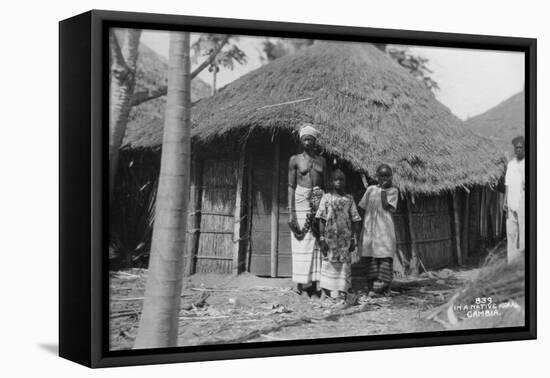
[467,186,504,260]
[409,195,453,269]
[184,159,202,275]
[196,158,237,273]
[468,187,482,256]
[392,198,412,258]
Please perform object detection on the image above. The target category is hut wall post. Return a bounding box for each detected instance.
[232,146,246,275]
[270,136,280,278]
[406,197,420,276]
[185,158,202,276]
[480,188,487,240]
[452,192,463,266]
[462,190,470,262]
[245,156,253,272]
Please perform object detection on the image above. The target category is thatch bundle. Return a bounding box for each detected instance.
[459,259,524,307]
[428,253,525,329]
[124,41,505,195]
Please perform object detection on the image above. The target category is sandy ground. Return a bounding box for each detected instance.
[109,268,483,350]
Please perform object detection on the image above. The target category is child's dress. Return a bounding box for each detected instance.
[315,192,361,292]
[358,185,398,283]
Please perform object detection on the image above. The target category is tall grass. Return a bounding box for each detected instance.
[109,150,160,270]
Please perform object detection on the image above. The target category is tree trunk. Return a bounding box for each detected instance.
[134,32,191,349]
[109,29,141,203]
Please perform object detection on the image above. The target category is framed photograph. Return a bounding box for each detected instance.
[59,10,536,368]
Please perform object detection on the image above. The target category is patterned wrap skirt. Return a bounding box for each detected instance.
[320,260,351,292]
[364,257,393,283]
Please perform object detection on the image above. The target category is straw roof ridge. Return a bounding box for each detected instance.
[124,41,505,194]
[122,40,212,149]
[464,90,524,155]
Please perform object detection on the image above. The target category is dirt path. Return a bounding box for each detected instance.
[110,269,471,350]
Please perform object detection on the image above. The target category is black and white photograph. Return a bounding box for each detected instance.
[107,26,529,351]
[4,0,550,373]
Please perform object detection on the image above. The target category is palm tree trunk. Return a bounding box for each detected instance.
[134,31,191,349]
[109,29,141,203]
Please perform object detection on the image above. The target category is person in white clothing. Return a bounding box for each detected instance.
[503,136,525,263]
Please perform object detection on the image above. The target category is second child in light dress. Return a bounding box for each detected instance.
[358,164,398,297]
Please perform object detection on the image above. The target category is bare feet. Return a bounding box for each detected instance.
[380,284,392,297]
[294,283,305,296]
[344,292,357,306]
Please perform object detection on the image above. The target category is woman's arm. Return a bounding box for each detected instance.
[503,161,510,214]
[352,220,362,237]
[319,218,326,235]
[288,156,297,223]
[503,186,509,214]
[348,197,362,252]
[349,220,362,258]
[318,219,328,255]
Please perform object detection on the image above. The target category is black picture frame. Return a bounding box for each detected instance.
[59,9,537,368]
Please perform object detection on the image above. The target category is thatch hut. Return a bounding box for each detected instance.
[465,90,524,159]
[462,90,525,247]
[120,41,505,279]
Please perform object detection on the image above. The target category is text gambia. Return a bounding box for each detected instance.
[453,300,520,318]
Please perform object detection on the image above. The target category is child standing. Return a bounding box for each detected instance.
[358,164,398,297]
[315,169,362,299]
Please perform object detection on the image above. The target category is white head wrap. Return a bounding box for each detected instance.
[299,124,320,139]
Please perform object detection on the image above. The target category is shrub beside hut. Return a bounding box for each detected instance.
[117,41,505,279]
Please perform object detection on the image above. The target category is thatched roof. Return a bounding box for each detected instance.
[123,41,211,147]
[124,41,504,194]
[464,90,524,157]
